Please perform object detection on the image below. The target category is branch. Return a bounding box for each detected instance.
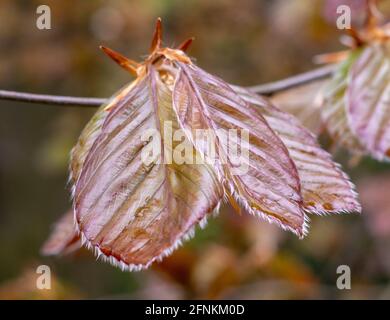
[247,64,335,95]
[0,89,105,107]
[0,65,335,107]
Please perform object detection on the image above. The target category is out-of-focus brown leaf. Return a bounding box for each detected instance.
[131,272,186,299]
[191,244,239,298]
[238,214,283,269]
[0,267,82,300]
[358,174,390,237]
[156,248,198,287]
[269,253,318,285]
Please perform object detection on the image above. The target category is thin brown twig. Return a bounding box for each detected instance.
[247,64,335,95]
[0,89,106,107]
[0,65,335,107]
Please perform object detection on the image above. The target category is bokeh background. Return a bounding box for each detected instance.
[1,0,390,299]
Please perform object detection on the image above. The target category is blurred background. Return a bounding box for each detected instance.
[1,0,390,299]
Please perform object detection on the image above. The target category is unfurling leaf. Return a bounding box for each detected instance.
[43,19,361,271]
[319,42,390,161]
[347,42,390,161]
[321,50,365,153]
[316,4,390,161]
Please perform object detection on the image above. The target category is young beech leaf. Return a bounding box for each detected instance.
[70,83,138,187]
[269,80,326,135]
[321,50,365,153]
[347,42,390,161]
[43,19,362,271]
[42,95,130,257]
[41,210,81,256]
[42,85,140,258]
[234,87,361,215]
[172,63,306,237]
[314,1,390,161]
[74,71,223,271]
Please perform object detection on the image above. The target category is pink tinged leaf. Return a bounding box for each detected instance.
[48,82,137,257]
[41,210,81,256]
[347,42,390,161]
[173,63,307,237]
[321,50,365,154]
[234,87,361,215]
[70,81,139,187]
[74,69,223,271]
[46,86,136,257]
[270,80,326,136]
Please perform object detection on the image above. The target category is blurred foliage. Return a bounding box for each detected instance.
[1,0,390,299]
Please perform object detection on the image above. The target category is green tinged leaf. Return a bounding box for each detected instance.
[321,49,365,153]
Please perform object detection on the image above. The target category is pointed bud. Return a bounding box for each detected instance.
[100,46,139,76]
[177,37,195,52]
[150,17,163,53]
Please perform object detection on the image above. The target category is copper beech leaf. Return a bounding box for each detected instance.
[43,84,141,258]
[234,87,361,215]
[70,83,138,189]
[41,210,81,256]
[347,42,390,161]
[270,80,326,135]
[42,19,363,270]
[173,63,307,237]
[321,50,365,153]
[74,69,223,270]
